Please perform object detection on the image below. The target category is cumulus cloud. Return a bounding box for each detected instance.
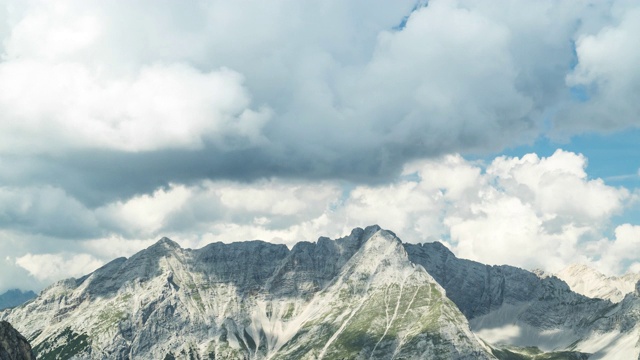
[95,185,193,237]
[109,150,631,274]
[93,179,341,238]
[487,151,627,227]
[0,61,269,153]
[0,0,637,205]
[591,224,640,275]
[80,235,156,261]
[0,231,30,293]
[14,252,104,283]
[562,6,640,132]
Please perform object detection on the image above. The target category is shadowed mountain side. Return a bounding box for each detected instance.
[404,242,590,319]
[404,242,640,358]
[0,291,36,312]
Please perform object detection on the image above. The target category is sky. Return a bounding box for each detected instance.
[1,0,640,292]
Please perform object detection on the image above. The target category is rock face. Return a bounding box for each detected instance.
[0,291,36,311]
[405,242,640,359]
[0,321,35,360]
[0,226,494,360]
[556,264,640,303]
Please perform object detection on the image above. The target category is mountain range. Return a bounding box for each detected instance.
[1,225,639,359]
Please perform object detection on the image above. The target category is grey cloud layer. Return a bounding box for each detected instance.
[2,0,638,206]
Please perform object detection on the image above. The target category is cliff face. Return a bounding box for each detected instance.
[405,242,640,359]
[0,321,35,360]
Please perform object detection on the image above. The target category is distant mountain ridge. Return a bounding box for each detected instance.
[1,226,639,359]
[556,264,640,303]
[0,290,36,311]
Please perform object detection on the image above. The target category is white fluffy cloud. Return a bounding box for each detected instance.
[340,1,535,153]
[0,0,412,156]
[0,60,269,153]
[95,185,193,237]
[487,151,627,227]
[15,252,103,283]
[563,6,640,131]
[1,0,636,161]
[590,224,640,275]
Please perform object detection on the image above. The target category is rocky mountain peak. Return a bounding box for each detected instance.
[335,224,382,248]
[153,237,182,250]
[123,236,183,264]
[360,228,402,251]
[362,223,382,234]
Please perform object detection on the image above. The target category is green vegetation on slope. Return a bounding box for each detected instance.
[34,327,90,360]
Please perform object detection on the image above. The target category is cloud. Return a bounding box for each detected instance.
[446,150,628,271]
[0,61,269,153]
[561,6,640,132]
[487,150,627,226]
[80,235,157,262]
[95,184,193,237]
[0,149,637,292]
[0,185,98,238]
[591,224,640,275]
[124,150,630,274]
[0,256,39,294]
[14,252,104,283]
[340,1,536,155]
[1,0,636,206]
[92,179,341,238]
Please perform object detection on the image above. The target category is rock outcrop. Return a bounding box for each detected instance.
[0,321,35,360]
